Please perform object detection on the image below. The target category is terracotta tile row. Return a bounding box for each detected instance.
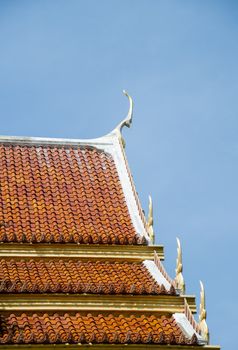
[0,259,175,295]
[0,144,145,245]
[0,232,145,245]
[0,313,197,345]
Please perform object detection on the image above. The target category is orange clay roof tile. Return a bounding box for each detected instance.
[0,259,175,295]
[0,312,198,345]
[0,144,146,245]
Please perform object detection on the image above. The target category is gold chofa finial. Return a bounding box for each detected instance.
[114,90,133,148]
[175,237,185,294]
[147,195,155,244]
[199,281,209,343]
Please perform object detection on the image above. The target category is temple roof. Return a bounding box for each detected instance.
[0,93,219,349]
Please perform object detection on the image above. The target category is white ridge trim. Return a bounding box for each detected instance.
[0,134,113,148]
[108,133,148,239]
[173,313,206,345]
[143,260,171,290]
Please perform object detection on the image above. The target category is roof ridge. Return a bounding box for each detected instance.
[0,134,113,146]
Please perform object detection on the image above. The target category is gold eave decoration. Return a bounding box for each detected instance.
[147,195,155,244]
[199,281,209,343]
[0,243,164,261]
[175,237,185,294]
[0,294,196,314]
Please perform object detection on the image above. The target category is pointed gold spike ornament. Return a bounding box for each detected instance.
[199,281,209,343]
[114,90,133,148]
[147,195,155,244]
[175,237,185,294]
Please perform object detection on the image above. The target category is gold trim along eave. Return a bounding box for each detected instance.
[0,243,164,261]
[0,294,196,314]
[0,344,220,349]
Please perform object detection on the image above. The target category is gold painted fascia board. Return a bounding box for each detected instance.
[0,294,196,313]
[0,344,220,349]
[0,243,164,261]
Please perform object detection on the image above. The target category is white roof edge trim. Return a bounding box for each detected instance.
[108,134,148,239]
[0,133,148,240]
[173,313,207,345]
[0,134,113,147]
[143,260,171,290]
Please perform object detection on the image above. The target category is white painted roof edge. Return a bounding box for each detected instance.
[0,134,113,147]
[173,313,207,345]
[0,133,149,241]
[143,260,171,290]
[106,132,149,240]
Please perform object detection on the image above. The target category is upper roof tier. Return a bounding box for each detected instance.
[0,131,149,245]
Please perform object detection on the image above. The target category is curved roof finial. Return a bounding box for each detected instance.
[114,90,133,148]
[175,237,185,294]
[199,281,209,343]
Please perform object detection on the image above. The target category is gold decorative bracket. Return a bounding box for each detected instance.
[147,195,155,244]
[114,90,133,148]
[199,281,209,343]
[175,237,185,294]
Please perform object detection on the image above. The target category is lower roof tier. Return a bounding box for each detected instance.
[0,312,198,345]
[0,259,174,295]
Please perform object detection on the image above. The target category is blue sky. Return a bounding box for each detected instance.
[0,1,237,348]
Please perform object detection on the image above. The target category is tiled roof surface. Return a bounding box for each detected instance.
[0,259,175,295]
[0,312,198,345]
[0,139,204,348]
[0,144,145,245]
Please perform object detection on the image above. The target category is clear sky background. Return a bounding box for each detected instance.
[0,1,237,348]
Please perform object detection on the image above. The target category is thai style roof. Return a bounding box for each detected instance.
[0,142,146,245]
[0,92,219,349]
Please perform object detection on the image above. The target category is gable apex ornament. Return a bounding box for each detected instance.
[199,280,209,343]
[114,90,133,148]
[175,237,185,294]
